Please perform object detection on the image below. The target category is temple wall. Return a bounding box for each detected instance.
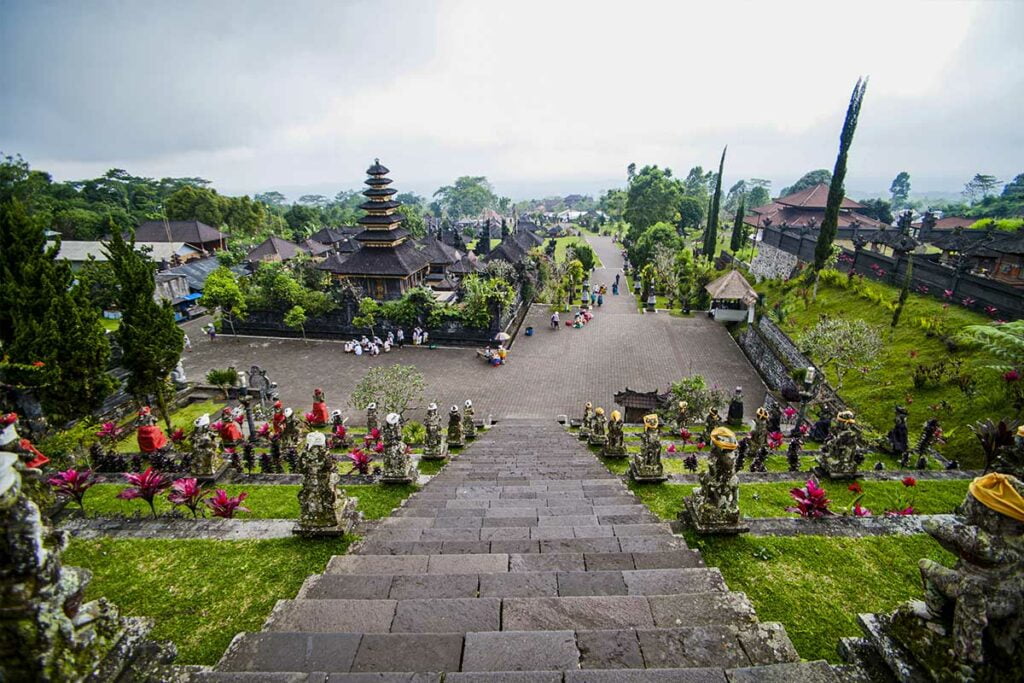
[749,242,799,282]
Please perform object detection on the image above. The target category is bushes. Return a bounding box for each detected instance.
[666,375,727,421]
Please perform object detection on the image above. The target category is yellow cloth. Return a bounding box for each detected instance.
[969,473,1024,522]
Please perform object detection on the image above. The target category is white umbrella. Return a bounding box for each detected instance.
[494,332,511,341]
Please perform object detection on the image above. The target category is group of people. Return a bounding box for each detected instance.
[343,327,431,357]
[480,344,509,366]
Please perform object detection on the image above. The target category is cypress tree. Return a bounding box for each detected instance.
[0,199,115,422]
[104,226,184,430]
[813,78,869,275]
[730,197,746,252]
[703,146,727,257]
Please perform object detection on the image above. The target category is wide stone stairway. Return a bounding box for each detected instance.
[196,420,838,682]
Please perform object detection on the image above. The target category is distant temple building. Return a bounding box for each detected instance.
[318,160,430,299]
[744,184,886,233]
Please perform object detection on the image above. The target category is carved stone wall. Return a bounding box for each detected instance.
[749,243,798,283]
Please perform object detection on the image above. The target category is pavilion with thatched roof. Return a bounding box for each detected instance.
[704,270,758,322]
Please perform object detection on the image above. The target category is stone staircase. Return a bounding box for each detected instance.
[195,420,839,682]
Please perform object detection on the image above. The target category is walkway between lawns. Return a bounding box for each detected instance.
[196,419,839,681]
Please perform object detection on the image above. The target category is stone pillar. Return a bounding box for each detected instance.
[189,414,225,482]
[815,411,863,479]
[681,427,748,534]
[366,403,379,434]
[421,403,448,461]
[294,432,358,537]
[380,413,416,484]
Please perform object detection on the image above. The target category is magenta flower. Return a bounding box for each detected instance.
[117,467,171,518]
[853,502,872,517]
[211,420,225,433]
[696,441,706,451]
[346,448,373,475]
[1005,369,1021,383]
[373,441,384,453]
[234,413,244,424]
[170,427,186,444]
[943,289,953,299]
[798,423,810,436]
[167,477,207,518]
[678,428,692,442]
[205,489,250,518]
[786,478,833,518]
[304,411,316,423]
[767,431,785,450]
[885,506,916,517]
[783,406,797,419]
[961,297,976,307]
[48,468,97,512]
[95,421,123,442]
[848,482,863,494]
[667,443,677,453]
[333,424,347,438]
[256,423,270,438]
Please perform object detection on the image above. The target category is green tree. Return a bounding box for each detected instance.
[677,196,704,232]
[729,197,747,252]
[858,198,894,225]
[0,200,115,422]
[813,78,868,283]
[103,228,184,430]
[630,222,683,269]
[624,166,683,241]
[460,274,515,328]
[350,364,425,418]
[254,191,288,207]
[74,256,120,310]
[598,188,627,221]
[746,184,771,208]
[962,173,1001,203]
[352,297,381,337]
[780,169,832,197]
[798,317,882,392]
[889,171,911,209]
[164,185,225,226]
[284,305,308,343]
[703,146,727,257]
[201,266,247,336]
[397,204,426,239]
[433,176,497,220]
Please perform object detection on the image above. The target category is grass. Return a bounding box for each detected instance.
[81,483,418,520]
[626,478,969,520]
[550,237,604,267]
[114,400,227,452]
[99,317,120,332]
[64,536,352,665]
[754,273,1002,467]
[690,534,955,662]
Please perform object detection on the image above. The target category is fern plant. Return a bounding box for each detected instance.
[959,320,1024,372]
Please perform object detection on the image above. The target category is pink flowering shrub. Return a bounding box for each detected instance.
[205,489,250,518]
[48,468,98,512]
[117,467,171,518]
[786,478,833,518]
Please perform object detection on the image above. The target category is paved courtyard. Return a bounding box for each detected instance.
[180,235,765,421]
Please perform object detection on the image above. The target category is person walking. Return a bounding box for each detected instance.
[396,328,405,349]
[204,323,216,342]
[183,334,192,351]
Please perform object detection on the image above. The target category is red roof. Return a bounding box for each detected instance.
[744,204,885,230]
[775,184,863,210]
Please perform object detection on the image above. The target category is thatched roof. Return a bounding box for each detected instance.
[704,270,757,304]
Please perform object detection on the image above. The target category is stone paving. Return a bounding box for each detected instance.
[180,235,766,422]
[195,420,838,681]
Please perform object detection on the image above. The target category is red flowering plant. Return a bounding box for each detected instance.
[363,428,381,448]
[95,421,124,446]
[373,441,384,453]
[205,489,250,518]
[169,428,187,445]
[256,422,271,439]
[167,477,207,519]
[767,432,785,450]
[783,406,797,420]
[847,482,863,494]
[678,428,692,442]
[211,420,225,433]
[666,443,677,454]
[117,467,171,518]
[346,448,373,475]
[886,476,918,516]
[852,501,873,517]
[48,468,98,513]
[786,478,833,518]
[304,411,317,424]
[695,441,707,451]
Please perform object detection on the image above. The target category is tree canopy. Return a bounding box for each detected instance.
[780,169,832,197]
[624,165,683,242]
[433,176,497,220]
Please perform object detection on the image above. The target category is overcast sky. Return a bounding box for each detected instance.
[1,0,1021,201]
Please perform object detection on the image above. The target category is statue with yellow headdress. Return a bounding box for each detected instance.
[629,414,667,482]
[702,406,721,445]
[816,410,863,479]
[749,406,769,453]
[674,400,689,431]
[588,407,608,447]
[857,473,1024,682]
[603,410,627,458]
[681,426,748,534]
[578,402,594,441]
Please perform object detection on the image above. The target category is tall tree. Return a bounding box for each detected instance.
[889,171,911,209]
[729,197,747,252]
[962,173,1001,203]
[0,199,115,422]
[103,228,184,430]
[703,146,727,257]
[677,196,704,232]
[201,266,247,336]
[624,166,683,241]
[813,78,869,280]
[432,176,497,220]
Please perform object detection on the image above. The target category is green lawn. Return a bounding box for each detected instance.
[754,272,1000,468]
[627,478,969,520]
[64,536,352,665]
[550,237,604,267]
[99,317,120,332]
[691,534,954,662]
[81,483,417,520]
[114,400,228,452]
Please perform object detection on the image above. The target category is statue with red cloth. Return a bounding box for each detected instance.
[0,412,49,469]
[272,401,287,437]
[215,407,244,444]
[309,388,329,427]
[134,406,168,454]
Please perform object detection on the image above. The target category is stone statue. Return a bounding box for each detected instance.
[579,402,594,441]
[447,405,465,448]
[702,406,721,444]
[134,406,168,454]
[603,409,627,458]
[993,425,1024,479]
[294,432,358,537]
[749,406,769,454]
[674,401,689,431]
[170,360,187,388]
[886,405,909,459]
[682,427,748,534]
[215,406,244,445]
[380,412,416,484]
[726,387,744,427]
[462,399,477,440]
[816,410,863,479]
[808,405,833,443]
[0,450,175,680]
[280,408,303,451]
[588,407,608,447]
[629,414,666,482]
[309,387,329,427]
[190,414,221,478]
[329,410,351,449]
[860,474,1024,682]
[421,403,448,461]
[766,403,782,434]
[366,402,379,434]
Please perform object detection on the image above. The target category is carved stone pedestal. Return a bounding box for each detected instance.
[680,495,749,535]
[293,433,359,538]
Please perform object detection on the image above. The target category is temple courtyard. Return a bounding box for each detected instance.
[180,236,767,421]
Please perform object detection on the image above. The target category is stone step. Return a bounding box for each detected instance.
[215,624,797,675]
[298,568,728,599]
[263,592,755,633]
[355,535,682,556]
[368,524,667,543]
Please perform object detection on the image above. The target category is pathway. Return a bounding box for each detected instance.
[196,421,837,681]
[181,236,766,422]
